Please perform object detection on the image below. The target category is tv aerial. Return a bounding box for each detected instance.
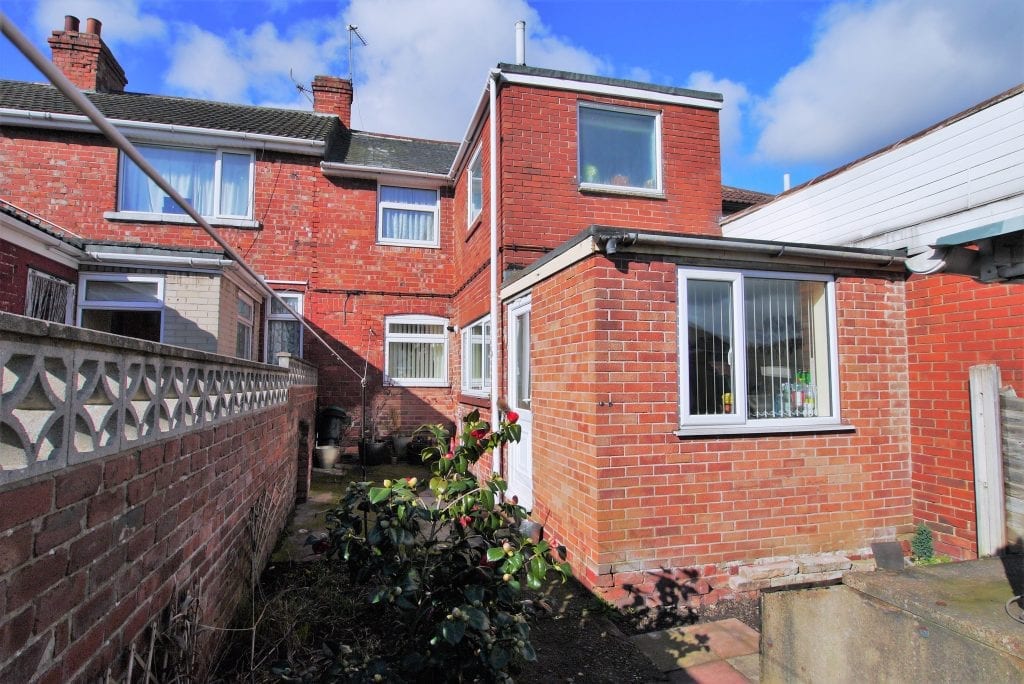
[347,24,367,80]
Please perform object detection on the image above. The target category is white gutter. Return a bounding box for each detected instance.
[320,162,450,186]
[0,214,87,269]
[498,72,723,111]
[86,251,234,269]
[0,108,327,156]
[488,69,501,475]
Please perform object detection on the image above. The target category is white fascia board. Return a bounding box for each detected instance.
[500,237,599,301]
[0,108,326,156]
[0,214,85,269]
[498,72,723,111]
[448,71,498,178]
[319,162,450,187]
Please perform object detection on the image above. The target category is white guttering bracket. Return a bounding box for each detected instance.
[0,214,86,269]
[319,162,450,187]
[0,108,327,156]
[500,238,600,301]
[498,72,723,111]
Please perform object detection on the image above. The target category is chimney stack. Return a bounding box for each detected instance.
[48,15,127,93]
[311,75,353,128]
[515,21,526,65]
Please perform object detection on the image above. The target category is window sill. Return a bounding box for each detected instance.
[460,393,490,408]
[386,381,450,389]
[579,183,665,199]
[377,239,440,249]
[104,211,262,229]
[674,422,856,438]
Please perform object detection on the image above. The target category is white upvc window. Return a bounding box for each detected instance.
[678,267,841,433]
[25,269,74,324]
[267,292,303,360]
[578,102,662,195]
[467,147,483,226]
[78,274,164,342]
[461,316,491,396]
[385,315,449,387]
[236,293,255,360]
[377,185,439,247]
[118,144,255,219]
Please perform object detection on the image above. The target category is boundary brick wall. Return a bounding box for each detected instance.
[0,384,315,683]
[526,253,913,608]
[906,273,1024,558]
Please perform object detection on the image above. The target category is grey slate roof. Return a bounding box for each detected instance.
[497,63,724,103]
[325,131,458,175]
[0,198,84,249]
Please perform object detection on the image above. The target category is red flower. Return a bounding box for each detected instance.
[471,428,488,440]
[458,515,473,528]
[510,495,519,505]
[444,451,455,460]
[506,411,519,424]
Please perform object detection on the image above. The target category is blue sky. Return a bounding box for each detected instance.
[2,0,1022,193]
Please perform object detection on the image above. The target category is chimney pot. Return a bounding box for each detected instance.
[49,16,126,93]
[64,15,80,32]
[86,18,102,36]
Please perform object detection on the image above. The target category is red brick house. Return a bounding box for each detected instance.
[2,16,938,609]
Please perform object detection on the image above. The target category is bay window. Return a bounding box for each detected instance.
[385,315,448,387]
[679,268,839,431]
[378,185,439,246]
[118,144,254,219]
[579,103,661,194]
[461,316,491,395]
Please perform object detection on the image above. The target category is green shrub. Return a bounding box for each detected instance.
[319,409,571,682]
[911,523,934,561]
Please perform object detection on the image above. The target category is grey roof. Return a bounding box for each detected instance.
[0,80,338,142]
[325,131,458,175]
[0,198,84,249]
[497,63,723,103]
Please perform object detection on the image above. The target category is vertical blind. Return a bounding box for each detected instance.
[686,279,733,415]
[387,321,446,382]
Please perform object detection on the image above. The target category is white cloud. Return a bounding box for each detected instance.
[344,0,605,139]
[686,71,749,153]
[755,0,1024,166]
[33,0,165,44]
[164,20,343,107]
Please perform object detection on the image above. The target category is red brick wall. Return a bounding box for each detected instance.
[0,239,78,316]
[526,253,912,605]
[906,273,1024,558]
[0,385,315,682]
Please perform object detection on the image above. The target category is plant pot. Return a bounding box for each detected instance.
[363,438,394,466]
[315,445,341,469]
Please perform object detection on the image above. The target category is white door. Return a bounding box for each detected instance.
[507,296,533,509]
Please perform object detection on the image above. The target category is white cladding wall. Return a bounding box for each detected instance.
[722,90,1024,253]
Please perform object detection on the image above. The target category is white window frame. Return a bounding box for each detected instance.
[677,267,842,435]
[116,144,255,221]
[461,315,491,396]
[376,184,440,247]
[77,273,165,340]
[467,146,483,226]
[266,292,304,361]
[578,102,663,196]
[236,293,255,360]
[25,269,75,324]
[384,314,449,388]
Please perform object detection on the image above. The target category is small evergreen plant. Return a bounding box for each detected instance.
[911,523,934,561]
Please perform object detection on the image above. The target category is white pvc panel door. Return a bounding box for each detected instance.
[506,296,533,510]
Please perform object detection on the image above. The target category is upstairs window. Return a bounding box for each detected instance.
[461,316,491,396]
[25,269,74,324]
[78,274,164,342]
[385,315,448,387]
[467,147,483,225]
[378,186,439,247]
[119,144,254,219]
[679,268,839,432]
[267,293,303,360]
[579,103,661,194]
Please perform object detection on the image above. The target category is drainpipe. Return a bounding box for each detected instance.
[488,68,501,475]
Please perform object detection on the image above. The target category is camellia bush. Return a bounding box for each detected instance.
[322,409,571,682]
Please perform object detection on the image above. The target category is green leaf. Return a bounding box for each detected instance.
[442,620,466,644]
[488,645,510,671]
[520,641,537,661]
[529,553,547,580]
[480,487,495,511]
[527,573,542,590]
[535,540,550,555]
[557,561,573,577]
[368,487,389,504]
[465,607,490,631]
[507,423,522,442]
[486,547,506,563]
